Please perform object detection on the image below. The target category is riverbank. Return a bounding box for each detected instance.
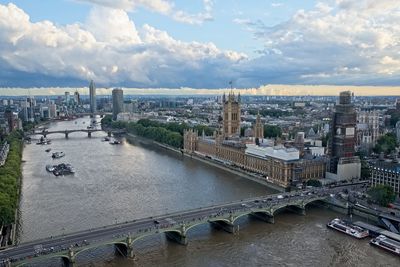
[0,131,23,249]
[126,133,284,192]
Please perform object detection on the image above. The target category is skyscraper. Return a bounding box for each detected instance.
[89,80,96,114]
[112,88,124,120]
[222,92,241,138]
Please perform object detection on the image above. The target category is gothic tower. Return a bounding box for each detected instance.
[222,92,241,138]
[254,111,264,140]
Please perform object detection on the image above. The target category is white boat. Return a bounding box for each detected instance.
[327,218,369,239]
[370,235,400,256]
[46,165,55,172]
[52,152,65,159]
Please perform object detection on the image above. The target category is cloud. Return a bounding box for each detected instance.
[76,0,214,25]
[0,3,245,88]
[271,3,283,8]
[233,0,400,86]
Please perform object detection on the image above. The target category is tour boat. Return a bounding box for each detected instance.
[370,235,400,256]
[52,152,65,159]
[327,218,369,239]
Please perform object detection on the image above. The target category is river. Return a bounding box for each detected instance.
[18,117,399,266]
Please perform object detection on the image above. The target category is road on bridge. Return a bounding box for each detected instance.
[0,183,365,266]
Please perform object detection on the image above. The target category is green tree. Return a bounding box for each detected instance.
[367,185,396,207]
[264,125,282,138]
[373,133,398,154]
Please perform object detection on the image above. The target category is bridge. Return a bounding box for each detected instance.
[30,129,126,139]
[0,188,338,267]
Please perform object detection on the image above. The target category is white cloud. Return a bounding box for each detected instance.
[271,3,283,8]
[0,3,244,87]
[234,0,400,85]
[77,0,213,25]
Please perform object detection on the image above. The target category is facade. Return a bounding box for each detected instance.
[112,88,124,120]
[222,92,240,138]
[183,93,327,189]
[328,91,360,180]
[89,80,96,114]
[370,161,400,197]
[356,110,380,152]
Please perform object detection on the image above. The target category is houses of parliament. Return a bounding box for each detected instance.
[184,92,327,189]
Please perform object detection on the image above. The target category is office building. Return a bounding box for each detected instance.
[89,80,96,114]
[112,88,124,120]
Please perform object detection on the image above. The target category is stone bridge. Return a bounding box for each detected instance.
[30,129,126,138]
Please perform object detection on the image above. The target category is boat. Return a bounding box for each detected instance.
[45,148,51,152]
[52,152,65,159]
[102,137,110,142]
[370,235,400,256]
[53,163,75,176]
[46,165,55,172]
[87,126,93,129]
[36,137,51,145]
[327,218,369,239]
[109,139,121,145]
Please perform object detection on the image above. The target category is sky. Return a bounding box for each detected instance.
[0,0,400,95]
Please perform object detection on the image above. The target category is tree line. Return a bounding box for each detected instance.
[102,116,215,149]
[0,131,23,225]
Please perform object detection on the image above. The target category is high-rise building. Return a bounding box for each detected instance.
[112,88,124,120]
[74,90,80,105]
[327,91,360,180]
[65,92,70,105]
[89,80,96,114]
[222,92,241,138]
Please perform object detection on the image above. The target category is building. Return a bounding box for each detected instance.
[74,90,80,105]
[183,93,327,189]
[89,80,96,114]
[253,112,264,140]
[222,92,240,138]
[396,121,400,143]
[327,91,361,181]
[356,110,380,153]
[112,88,124,120]
[370,161,400,197]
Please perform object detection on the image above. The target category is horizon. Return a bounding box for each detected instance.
[1,84,400,97]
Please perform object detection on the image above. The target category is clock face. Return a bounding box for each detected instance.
[346,127,355,136]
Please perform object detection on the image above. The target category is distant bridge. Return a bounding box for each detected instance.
[0,189,334,267]
[30,129,126,138]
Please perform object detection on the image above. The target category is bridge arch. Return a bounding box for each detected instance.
[74,240,127,258]
[15,254,71,267]
[231,209,273,224]
[303,197,326,208]
[130,228,183,246]
[272,203,303,216]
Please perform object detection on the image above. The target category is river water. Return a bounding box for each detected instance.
[19,117,399,266]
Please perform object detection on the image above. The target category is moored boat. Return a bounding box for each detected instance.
[52,151,65,159]
[109,139,121,145]
[370,235,400,256]
[327,218,369,239]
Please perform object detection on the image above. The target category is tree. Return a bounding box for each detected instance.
[264,125,282,138]
[367,185,396,207]
[373,133,398,155]
[306,179,322,187]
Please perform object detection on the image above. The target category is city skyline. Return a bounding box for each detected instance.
[1,1,400,90]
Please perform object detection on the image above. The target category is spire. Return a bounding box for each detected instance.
[238,92,241,103]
